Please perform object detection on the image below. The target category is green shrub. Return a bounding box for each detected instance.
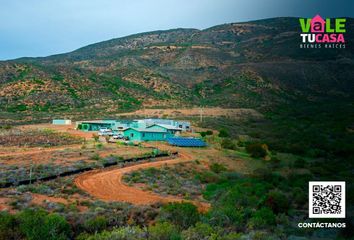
[206,130,213,135]
[195,171,220,183]
[84,216,108,233]
[181,222,218,240]
[292,187,306,206]
[268,157,281,169]
[221,232,243,240]
[220,172,241,180]
[221,138,237,150]
[84,226,145,240]
[209,163,227,174]
[208,206,244,227]
[203,178,274,228]
[200,131,213,137]
[264,190,290,214]
[148,222,181,240]
[287,173,313,188]
[43,214,72,239]
[0,212,22,239]
[37,184,53,194]
[246,143,268,158]
[126,171,142,183]
[18,209,71,240]
[199,132,207,137]
[276,213,290,226]
[52,74,64,81]
[91,153,100,161]
[252,170,286,187]
[237,140,247,147]
[248,207,276,229]
[160,202,200,229]
[7,104,27,112]
[143,167,159,177]
[218,129,229,138]
[294,158,306,168]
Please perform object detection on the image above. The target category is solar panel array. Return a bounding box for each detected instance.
[167,137,207,147]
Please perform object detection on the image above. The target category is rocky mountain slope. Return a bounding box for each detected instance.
[0,17,353,117]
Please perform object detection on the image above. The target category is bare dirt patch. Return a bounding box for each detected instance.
[19,123,94,140]
[0,197,13,212]
[116,107,262,119]
[31,193,68,205]
[0,144,152,167]
[0,128,82,147]
[30,192,89,212]
[0,144,81,157]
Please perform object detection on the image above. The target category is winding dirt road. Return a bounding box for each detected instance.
[74,152,210,212]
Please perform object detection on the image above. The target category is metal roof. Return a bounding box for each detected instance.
[78,120,111,124]
[123,127,167,133]
[147,124,182,131]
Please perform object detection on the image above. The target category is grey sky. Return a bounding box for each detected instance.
[0,0,353,60]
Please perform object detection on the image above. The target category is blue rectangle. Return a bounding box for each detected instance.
[167,137,206,147]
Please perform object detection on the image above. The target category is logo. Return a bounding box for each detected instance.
[299,15,346,49]
[309,181,346,218]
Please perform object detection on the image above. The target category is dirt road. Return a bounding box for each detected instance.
[74,152,210,212]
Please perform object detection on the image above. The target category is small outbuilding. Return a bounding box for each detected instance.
[52,119,72,125]
[76,121,113,131]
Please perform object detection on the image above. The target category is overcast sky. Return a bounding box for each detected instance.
[0,0,353,60]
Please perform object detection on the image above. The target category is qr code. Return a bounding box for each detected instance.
[309,181,345,218]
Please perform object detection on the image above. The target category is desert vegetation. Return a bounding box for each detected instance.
[123,162,205,200]
[0,120,352,239]
[0,106,352,240]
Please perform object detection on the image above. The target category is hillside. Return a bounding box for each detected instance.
[0,17,353,119]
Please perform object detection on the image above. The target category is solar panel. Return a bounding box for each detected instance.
[167,137,207,147]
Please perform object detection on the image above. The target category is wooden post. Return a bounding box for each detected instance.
[29,160,33,184]
[200,107,203,123]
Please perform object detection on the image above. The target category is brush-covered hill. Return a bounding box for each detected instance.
[0,17,353,118]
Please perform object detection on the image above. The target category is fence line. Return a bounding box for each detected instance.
[0,151,178,188]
